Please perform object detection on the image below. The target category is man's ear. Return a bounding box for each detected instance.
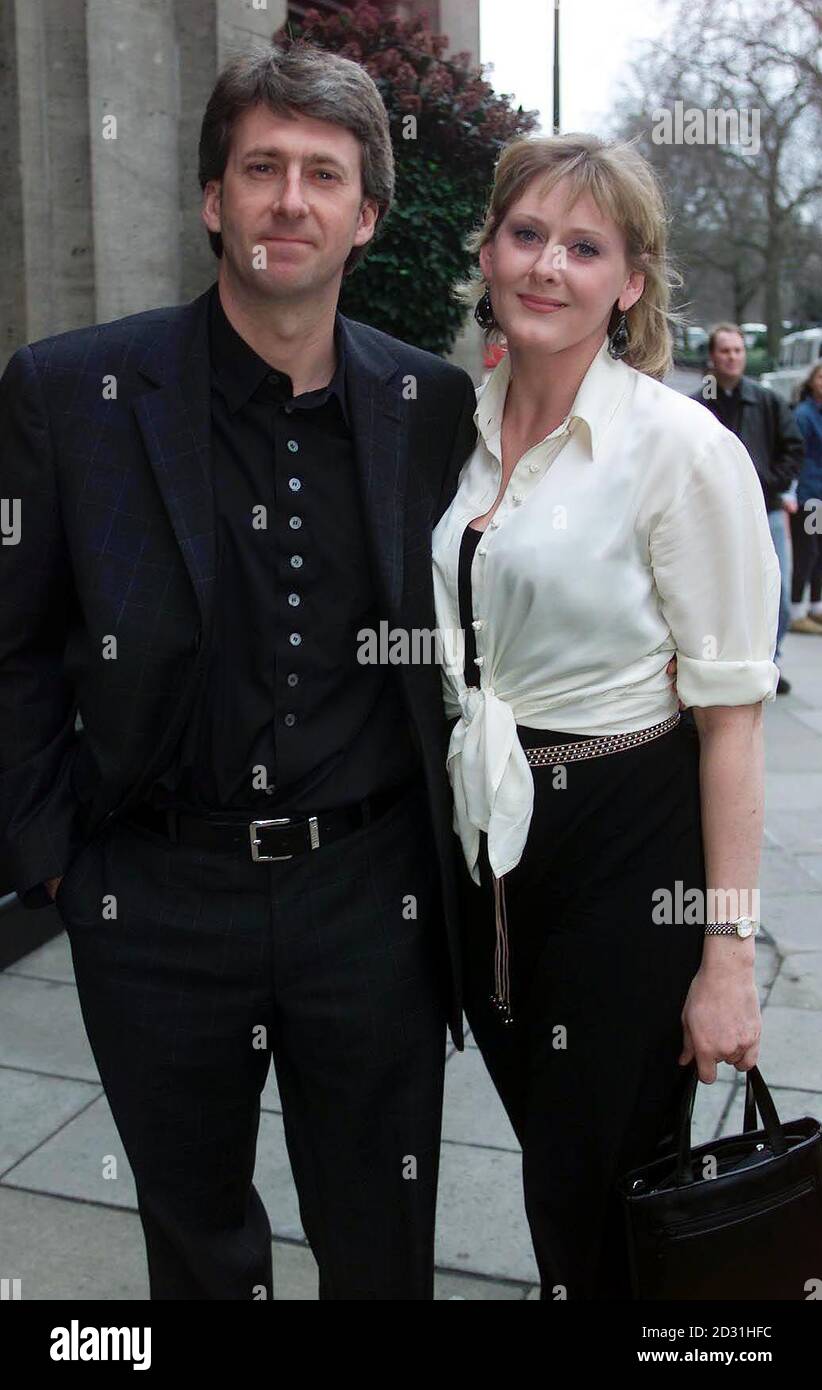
[353,197,379,248]
[201,179,222,237]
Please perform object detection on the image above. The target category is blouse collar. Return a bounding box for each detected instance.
[474,334,632,461]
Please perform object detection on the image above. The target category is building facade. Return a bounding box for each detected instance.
[0,0,481,373]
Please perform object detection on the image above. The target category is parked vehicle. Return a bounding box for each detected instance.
[761,328,822,403]
[740,322,768,349]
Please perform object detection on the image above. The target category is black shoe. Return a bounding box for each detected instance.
[776,673,791,694]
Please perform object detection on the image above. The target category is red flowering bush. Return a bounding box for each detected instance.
[275,2,538,354]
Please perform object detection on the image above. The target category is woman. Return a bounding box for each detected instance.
[432,134,781,1301]
[788,363,822,632]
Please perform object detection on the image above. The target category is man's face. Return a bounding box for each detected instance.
[711,331,746,383]
[202,104,378,302]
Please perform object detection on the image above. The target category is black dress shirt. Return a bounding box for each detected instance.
[713,382,743,434]
[147,283,419,816]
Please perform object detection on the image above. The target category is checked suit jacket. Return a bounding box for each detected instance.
[0,283,479,1048]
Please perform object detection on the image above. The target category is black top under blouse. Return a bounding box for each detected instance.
[458,523,483,687]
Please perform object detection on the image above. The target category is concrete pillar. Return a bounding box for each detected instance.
[438,0,481,63]
[0,0,26,363]
[217,0,287,71]
[176,0,287,301]
[437,0,484,381]
[2,0,94,358]
[85,0,180,323]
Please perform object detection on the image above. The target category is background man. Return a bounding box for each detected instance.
[692,323,804,694]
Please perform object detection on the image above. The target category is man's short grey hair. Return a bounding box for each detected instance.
[198,42,395,274]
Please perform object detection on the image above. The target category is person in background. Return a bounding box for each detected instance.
[691,324,804,692]
[788,362,822,634]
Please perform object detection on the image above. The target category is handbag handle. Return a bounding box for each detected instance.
[675,1061,787,1186]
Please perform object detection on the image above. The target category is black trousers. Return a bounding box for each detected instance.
[458,716,706,1301]
[789,506,822,604]
[55,779,448,1300]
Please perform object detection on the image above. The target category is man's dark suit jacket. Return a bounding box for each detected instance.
[0,284,478,1047]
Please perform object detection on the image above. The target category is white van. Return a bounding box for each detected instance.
[760,328,822,403]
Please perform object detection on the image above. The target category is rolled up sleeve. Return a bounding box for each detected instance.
[650,426,781,707]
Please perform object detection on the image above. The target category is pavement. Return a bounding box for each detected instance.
[0,619,820,1301]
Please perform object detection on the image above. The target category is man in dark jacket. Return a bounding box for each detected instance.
[0,44,478,1300]
[691,322,804,693]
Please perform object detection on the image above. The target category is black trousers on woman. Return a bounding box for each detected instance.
[456,714,707,1301]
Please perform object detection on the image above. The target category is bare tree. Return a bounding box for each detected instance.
[610,0,822,354]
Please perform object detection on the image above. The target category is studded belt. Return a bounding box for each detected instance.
[522,712,681,768]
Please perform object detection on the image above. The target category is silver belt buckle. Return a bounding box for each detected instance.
[248,815,320,862]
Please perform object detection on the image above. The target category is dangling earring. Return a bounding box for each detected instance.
[608,307,630,359]
[474,287,495,330]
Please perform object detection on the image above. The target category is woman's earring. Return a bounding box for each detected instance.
[608,308,630,359]
[474,287,495,330]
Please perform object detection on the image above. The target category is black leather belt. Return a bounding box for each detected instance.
[125,781,415,861]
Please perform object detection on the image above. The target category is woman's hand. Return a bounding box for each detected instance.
[44,875,63,901]
[679,958,762,1082]
[666,655,686,710]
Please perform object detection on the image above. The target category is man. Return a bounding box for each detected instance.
[691,323,804,693]
[0,43,478,1300]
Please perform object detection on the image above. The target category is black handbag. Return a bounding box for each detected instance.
[617,1062,822,1300]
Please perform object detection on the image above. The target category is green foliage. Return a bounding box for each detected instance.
[275,2,538,354]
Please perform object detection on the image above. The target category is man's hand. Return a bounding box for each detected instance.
[666,655,686,711]
[781,494,799,515]
[44,875,63,901]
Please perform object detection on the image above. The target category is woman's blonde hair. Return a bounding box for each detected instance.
[459,133,683,379]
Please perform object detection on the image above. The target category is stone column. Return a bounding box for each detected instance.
[1,0,94,361]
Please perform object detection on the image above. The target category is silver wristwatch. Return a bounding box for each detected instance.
[704,915,759,939]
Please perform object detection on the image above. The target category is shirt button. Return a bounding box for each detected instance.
[284,713,297,727]
[512,491,523,503]
[289,516,302,529]
[288,592,300,606]
[471,619,483,630]
[289,632,302,646]
[287,440,299,453]
[289,478,301,492]
[474,655,485,666]
[290,555,303,568]
[287,673,299,687]
[529,462,540,473]
[489,519,499,529]
[478,546,487,556]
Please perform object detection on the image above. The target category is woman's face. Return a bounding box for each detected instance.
[478,175,645,357]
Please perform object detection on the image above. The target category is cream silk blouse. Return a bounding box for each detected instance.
[431,336,781,887]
